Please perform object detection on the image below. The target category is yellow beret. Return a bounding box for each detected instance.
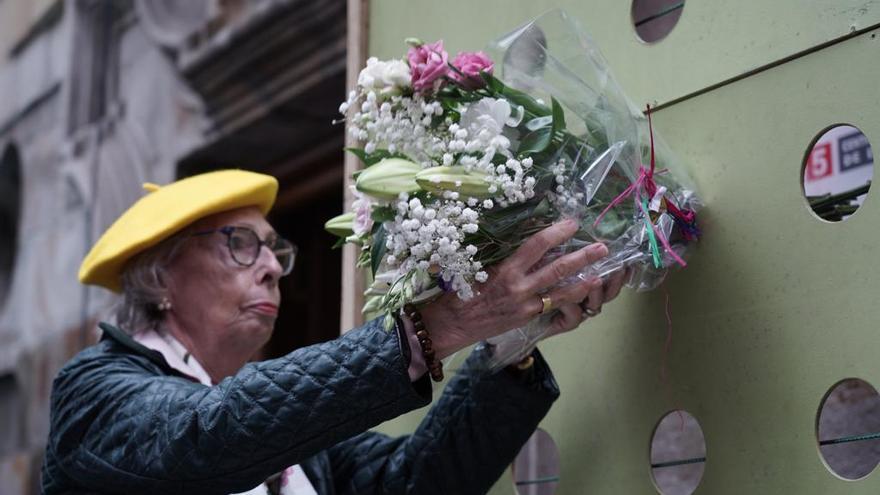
[79,169,278,292]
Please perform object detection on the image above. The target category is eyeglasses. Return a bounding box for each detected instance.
[192,226,297,276]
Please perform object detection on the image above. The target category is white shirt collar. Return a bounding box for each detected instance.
[133,327,213,386]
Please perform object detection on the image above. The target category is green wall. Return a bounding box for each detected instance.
[368,2,880,493]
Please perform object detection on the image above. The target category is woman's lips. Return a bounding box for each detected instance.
[248,303,279,316]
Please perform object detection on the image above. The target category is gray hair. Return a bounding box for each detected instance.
[114,233,189,333]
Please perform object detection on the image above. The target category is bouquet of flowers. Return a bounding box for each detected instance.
[326,10,701,367]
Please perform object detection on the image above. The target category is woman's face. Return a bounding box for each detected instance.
[164,206,283,371]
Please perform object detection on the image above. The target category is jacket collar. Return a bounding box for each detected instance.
[133,328,213,385]
[98,322,182,376]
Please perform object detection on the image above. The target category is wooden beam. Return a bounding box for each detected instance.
[340,0,369,334]
[274,164,344,211]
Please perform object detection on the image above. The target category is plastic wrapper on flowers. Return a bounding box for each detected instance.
[326,9,702,372]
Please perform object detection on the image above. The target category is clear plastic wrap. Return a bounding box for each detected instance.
[475,10,702,371]
[329,9,701,369]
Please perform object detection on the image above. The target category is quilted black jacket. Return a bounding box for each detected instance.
[41,317,560,494]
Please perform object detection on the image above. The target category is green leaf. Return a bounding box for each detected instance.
[345,148,404,167]
[370,206,396,223]
[357,247,371,268]
[345,148,372,165]
[482,71,504,94]
[436,85,461,97]
[581,113,609,149]
[502,87,550,117]
[551,98,566,135]
[370,223,387,277]
[518,127,553,156]
[482,71,551,117]
[491,153,509,165]
[438,94,481,106]
[331,237,347,249]
[480,197,551,236]
[533,197,551,217]
[441,109,460,123]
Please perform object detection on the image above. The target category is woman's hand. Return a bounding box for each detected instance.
[420,218,610,360]
[541,265,630,340]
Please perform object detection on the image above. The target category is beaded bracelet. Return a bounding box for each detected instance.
[515,355,535,370]
[403,303,444,382]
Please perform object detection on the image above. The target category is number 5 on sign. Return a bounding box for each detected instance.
[806,142,833,181]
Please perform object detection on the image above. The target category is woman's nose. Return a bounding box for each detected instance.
[255,245,284,285]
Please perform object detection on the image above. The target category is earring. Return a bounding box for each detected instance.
[157,297,172,311]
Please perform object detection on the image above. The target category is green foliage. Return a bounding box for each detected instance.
[370,223,387,277]
[480,197,553,237]
[551,98,567,136]
[371,206,396,223]
[357,245,370,268]
[346,148,409,167]
[468,197,557,266]
[518,127,553,156]
[482,72,551,117]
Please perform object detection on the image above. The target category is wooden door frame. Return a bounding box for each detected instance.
[340,0,369,333]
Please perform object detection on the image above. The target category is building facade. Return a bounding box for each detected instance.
[0,1,347,493]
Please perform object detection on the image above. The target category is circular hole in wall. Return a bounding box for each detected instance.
[650,410,706,495]
[802,125,873,222]
[817,378,880,480]
[632,0,685,43]
[511,428,560,495]
[0,144,22,308]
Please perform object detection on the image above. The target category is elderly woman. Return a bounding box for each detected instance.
[41,170,625,495]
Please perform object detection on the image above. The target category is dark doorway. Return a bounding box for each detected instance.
[0,144,22,308]
[173,0,348,356]
[265,172,344,357]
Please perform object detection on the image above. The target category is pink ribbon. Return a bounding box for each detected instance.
[592,105,696,267]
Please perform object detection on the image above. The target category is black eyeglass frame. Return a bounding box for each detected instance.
[191,225,297,276]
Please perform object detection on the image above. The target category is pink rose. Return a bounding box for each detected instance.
[451,51,494,88]
[407,40,449,93]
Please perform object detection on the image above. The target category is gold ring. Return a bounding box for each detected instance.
[539,295,553,314]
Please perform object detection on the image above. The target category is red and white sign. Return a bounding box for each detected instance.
[805,141,833,181]
[803,125,873,200]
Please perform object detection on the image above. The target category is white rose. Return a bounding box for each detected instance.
[358,58,411,97]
